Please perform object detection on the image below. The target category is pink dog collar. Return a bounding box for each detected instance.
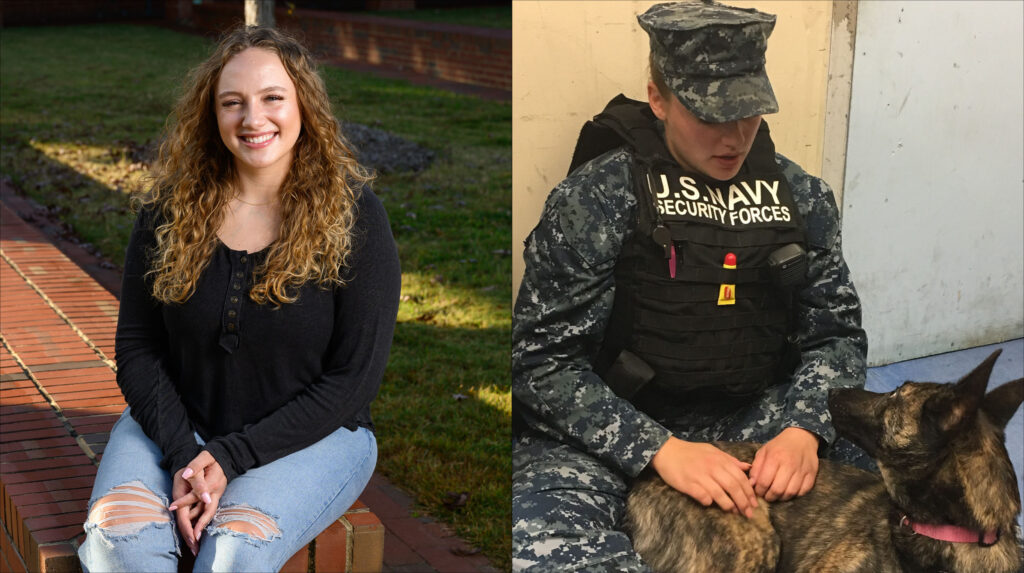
[900,514,1000,547]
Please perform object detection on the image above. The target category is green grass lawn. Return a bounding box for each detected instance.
[0,23,511,570]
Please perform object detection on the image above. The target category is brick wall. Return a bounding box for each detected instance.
[179,2,511,91]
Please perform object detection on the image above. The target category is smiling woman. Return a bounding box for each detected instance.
[76,26,401,572]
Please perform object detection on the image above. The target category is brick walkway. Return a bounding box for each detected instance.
[0,184,498,572]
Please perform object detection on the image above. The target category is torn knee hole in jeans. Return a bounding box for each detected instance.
[86,480,171,536]
[209,504,282,543]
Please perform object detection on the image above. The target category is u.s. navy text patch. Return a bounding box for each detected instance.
[644,166,799,229]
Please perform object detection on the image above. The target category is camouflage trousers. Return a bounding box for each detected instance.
[511,384,874,572]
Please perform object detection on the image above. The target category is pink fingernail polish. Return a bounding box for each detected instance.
[182,468,194,479]
[201,493,212,504]
[168,505,177,511]
[196,530,202,542]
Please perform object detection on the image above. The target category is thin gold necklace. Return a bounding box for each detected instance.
[232,195,279,207]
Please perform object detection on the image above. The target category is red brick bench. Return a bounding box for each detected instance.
[0,202,383,573]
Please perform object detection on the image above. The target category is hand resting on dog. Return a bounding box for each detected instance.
[651,436,759,518]
[748,427,820,502]
[652,426,820,518]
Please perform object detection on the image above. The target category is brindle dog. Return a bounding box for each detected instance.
[625,350,1024,572]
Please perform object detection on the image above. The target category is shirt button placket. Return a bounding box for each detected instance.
[226,251,246,336]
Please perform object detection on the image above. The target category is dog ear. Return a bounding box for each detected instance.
[954,349,1002,404]
[982,378,1024,429]
[928,350,1003,433]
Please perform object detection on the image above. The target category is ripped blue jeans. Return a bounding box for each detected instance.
[78,407,377,572]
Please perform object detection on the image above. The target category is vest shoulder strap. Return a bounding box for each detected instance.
[568,94,671,176]
[745,121,779,173]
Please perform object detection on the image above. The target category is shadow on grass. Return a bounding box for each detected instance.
[1,136,140,264]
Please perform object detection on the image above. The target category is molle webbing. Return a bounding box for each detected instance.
[634,308,789,332]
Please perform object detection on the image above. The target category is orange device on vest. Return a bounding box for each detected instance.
[718,253,736,305]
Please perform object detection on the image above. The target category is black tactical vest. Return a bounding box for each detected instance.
[570,95,809,410]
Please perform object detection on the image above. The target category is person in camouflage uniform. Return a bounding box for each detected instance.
[512,2,871,571]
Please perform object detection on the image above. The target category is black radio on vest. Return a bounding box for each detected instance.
[570,95,809,415]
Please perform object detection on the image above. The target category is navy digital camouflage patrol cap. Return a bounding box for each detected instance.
[638,0,779,123]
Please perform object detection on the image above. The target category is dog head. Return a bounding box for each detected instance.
[828,350,1024,529]
[828,349,1023,472]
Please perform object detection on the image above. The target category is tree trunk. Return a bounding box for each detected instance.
[245,0,275,28]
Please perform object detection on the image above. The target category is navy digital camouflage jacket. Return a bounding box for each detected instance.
[512,147,867,478]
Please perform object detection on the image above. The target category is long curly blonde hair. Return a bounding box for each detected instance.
[139,26,372,305]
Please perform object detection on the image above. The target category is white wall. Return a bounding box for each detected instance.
[842,1,1024,365]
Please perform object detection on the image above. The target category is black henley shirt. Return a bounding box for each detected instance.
[114,190,401,482]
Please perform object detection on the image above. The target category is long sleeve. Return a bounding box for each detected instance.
[776,158,868,447]
[513,151,672,478]
[115,208,204,475]
[201,192,401,481]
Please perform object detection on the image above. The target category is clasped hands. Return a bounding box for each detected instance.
[168,451,227,556]
[650,427,820,519]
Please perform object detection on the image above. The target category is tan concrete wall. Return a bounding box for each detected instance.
[512,0,834,297]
